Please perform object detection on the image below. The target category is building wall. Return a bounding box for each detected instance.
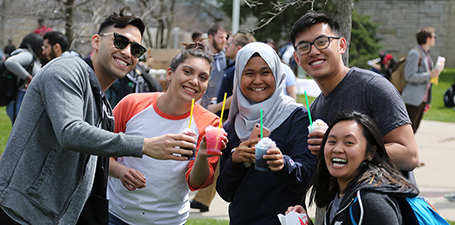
[354,0,455,67]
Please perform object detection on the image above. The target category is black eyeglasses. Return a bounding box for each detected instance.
[294,36,341,55]
[99,32,147,58]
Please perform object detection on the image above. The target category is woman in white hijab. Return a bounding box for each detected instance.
[216,42,317,225]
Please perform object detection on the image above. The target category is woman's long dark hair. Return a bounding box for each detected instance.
[308,111,415,208]
[18,33,44,61]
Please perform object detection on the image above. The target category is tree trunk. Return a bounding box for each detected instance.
[333,0,353,66]
[64,0,75,48]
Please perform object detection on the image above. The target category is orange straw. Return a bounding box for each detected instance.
[188,98,194,128]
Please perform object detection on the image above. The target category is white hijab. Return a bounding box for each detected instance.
[227,42,302,141]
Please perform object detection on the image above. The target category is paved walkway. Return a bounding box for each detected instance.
[189,120,455,221]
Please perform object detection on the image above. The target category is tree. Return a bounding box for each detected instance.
[216,0,381,69]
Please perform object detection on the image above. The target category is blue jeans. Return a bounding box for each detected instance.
[6,90,25,124]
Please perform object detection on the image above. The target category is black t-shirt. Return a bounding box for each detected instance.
[310,67,410,137]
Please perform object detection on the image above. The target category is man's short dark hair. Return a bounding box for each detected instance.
[416,27,434,45]
[289,11,341,47]
[207,24,226,37]
[43,31,69,52]
[191,31,202,42]
[98,8,145,36]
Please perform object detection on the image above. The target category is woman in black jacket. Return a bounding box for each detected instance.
[288,111,419,225]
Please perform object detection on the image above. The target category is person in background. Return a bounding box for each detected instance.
[402,26,441,133]
[287,111,419,224]
[216,42,316,224]
[266,38,297,100]
[368,52,396,80]
[199,24,227,108]
[42,31,70,61]
[0,9,196,224]
[192,30,203,42]
[32,18,53,36]
[107,42,227,225]
[3,38,16,58]
[4,33,43,123]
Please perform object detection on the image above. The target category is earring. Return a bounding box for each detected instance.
[368,156,373,161]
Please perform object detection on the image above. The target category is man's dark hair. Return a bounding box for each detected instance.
[207,24,226,37]
[98,8,145,36]
[43,31,69,52]
[416,26,435,45]
[191,31,202,42]
[289,11,341,47]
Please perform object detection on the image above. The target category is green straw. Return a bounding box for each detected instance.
[260,109,263,139]
[304,91,313,126]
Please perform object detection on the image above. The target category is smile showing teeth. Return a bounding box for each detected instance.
[310,60,324,66]
[184,87,196,93]
[116,59,127,66]
[252,88,265,91]
[332,158,347,166]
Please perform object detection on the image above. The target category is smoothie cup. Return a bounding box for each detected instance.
[205,125,224,155]
[308,119,328,134]
[255,137,276,171]
[181,128,198,160]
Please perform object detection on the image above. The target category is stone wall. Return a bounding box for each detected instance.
[354,0,455,67]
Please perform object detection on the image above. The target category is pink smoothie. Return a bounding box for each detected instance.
[205,125,224,155]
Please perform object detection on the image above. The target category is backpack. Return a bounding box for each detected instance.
[397,196,449,225]
[390,48,422,93]
[443,79,455,107]
[0,51,34,107]
[105,63,163,107]
[350,192,449,225]
[0,60,20,106]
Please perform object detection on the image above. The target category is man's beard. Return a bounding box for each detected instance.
[49,49,57,60]
[212,41,223,53]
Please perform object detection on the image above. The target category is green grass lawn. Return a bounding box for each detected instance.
[422,68,455,122]
[0,107,11,152]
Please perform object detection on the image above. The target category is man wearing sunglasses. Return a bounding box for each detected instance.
[0,9,196,225]
[289,12,419,221]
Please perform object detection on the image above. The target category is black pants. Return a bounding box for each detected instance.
[405,102,426,133]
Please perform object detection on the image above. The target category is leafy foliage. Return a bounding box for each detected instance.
[216,0,382,68]
[348,10,383,68]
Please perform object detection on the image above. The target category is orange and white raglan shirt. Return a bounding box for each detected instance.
[107,92,220,225]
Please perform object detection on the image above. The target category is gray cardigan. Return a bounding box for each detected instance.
[402,45,433,106]
[0,56,143,224]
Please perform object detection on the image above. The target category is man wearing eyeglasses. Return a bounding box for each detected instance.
[290,11,418,181]
[290,11,419,224]
[0,9,197,225]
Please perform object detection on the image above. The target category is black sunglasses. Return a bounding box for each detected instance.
[99,32,147,58]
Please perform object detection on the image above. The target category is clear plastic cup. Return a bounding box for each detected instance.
[255,137,276,171]
[205,125,224,155]
[181,128,197,160]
